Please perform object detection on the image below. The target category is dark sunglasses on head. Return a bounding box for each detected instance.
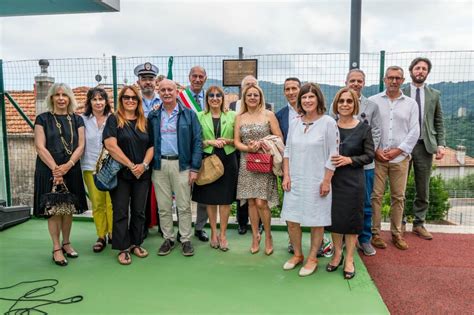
[208,93,223,99]
[122,95,138,101]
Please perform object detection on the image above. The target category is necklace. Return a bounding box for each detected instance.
[52,112,74,155]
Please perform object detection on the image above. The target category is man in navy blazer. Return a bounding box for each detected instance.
[276,77,301,144]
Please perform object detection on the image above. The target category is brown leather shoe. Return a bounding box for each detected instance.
[371,235,387,249]
[412,225,433,240]
[392,235,408,250]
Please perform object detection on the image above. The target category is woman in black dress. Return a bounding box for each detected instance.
[192,86,238,251]
[326,87,374,279]
[103,85,154,265]
[33,83,88,266]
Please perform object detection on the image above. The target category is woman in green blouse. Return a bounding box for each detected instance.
[192,86,238,252]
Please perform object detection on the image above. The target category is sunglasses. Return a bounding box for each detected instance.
[245,93,260,98]
[208,93,223,99]
[122,95,138,101]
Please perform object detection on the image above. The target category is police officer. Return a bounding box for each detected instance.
[134,62,162,238]
[134,62,161,117]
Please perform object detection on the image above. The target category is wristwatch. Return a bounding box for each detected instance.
[143,162,149,170]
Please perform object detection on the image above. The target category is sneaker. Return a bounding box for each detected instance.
[412,225,433,240]
[392,235,409,250]
[371,235,387,249]
[181,241,195,256]
[359,242,376,256]
[158,239,175,256]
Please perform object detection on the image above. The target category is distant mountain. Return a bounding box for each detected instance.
[207,79,473,115]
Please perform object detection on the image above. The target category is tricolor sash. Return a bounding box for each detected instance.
[178,89,202,112]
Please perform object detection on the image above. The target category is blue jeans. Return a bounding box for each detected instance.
[358,168,374,244]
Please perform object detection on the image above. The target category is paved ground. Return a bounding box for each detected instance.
[360,231,474,315]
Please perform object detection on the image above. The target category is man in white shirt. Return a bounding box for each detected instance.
[369,66,419,250]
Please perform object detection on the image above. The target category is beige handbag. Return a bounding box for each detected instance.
[196,154,224,186]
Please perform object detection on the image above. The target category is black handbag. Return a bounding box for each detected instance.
[39,183,77,216]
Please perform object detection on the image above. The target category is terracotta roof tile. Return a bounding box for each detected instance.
[433,147,474,167]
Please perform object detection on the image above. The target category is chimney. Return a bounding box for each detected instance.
[456,145,466,165]
[34,59,54,114]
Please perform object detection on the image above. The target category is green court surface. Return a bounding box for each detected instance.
[0,220,388,314]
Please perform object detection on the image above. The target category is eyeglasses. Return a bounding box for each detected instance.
[122,95,138,101]
[208,93,223,99]
[245,93,260,98]
[385,76,403,82]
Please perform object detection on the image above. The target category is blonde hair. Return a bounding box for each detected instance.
[239,84,265,114]
[44,83,77,114]
[116,85,147,132]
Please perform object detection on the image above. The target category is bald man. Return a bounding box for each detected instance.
[148,79,203,256]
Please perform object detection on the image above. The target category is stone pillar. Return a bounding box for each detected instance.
[34,59,54,114]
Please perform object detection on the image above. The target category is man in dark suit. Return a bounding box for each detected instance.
[275,77,301,144]
[402,57,446,240]
[229,75,271,235]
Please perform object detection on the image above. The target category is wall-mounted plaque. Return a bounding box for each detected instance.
[222,59,258,86]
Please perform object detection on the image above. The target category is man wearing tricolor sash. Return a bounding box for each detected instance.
[178,66,210,243]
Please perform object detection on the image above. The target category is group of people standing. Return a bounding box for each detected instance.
[33,57,445,280]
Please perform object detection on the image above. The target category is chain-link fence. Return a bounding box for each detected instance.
[1,50,473,226]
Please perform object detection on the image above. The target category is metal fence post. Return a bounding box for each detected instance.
[0,60,12,206]
[238,47,244,97]
[112,56,118,110]
[378,50,385,92]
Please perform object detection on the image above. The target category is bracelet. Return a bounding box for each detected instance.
[68,160,75,167]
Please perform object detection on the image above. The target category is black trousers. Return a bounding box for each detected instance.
[110,176,150,251]
[144,181,161,236]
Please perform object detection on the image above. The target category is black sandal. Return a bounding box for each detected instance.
[52,248,68,266]
[118,250,131,265]
[93,238,106,253]
[62,242,79,258]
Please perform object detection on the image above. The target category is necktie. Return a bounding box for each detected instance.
[194,94,200,106]
[415,88,422,137]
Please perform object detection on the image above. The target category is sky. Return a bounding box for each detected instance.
[0,0,473,60]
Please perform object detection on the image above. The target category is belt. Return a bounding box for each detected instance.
[161,155,179,160]
[417,139,424,144]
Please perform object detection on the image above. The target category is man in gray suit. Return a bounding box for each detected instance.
[402,57,445,240]
[329,69,381,256]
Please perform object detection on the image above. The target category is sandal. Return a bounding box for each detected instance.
[93,238,106,253]
[62,242,79,258]
[118,250,131,265]
[219,237,229,252]
[210,237,220,249]
[52,248,68,266]
[130,246,148,258]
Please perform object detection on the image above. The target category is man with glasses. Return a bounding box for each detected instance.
[368,66,419,251]
[328,69,381,256]
[149,79,202,256]
[134,62,162,239]
[402,57,445,240]
[178,66,209,243]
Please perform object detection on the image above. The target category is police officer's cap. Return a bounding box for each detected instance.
[134,62,159,77]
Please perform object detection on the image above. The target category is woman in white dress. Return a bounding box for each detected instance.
[281,83,339,277]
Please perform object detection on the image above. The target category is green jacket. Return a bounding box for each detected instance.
[402,85,446,154]
[198,110,236,155]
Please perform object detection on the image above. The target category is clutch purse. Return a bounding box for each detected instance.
[196,154,224,186]
[246,153,273,174]
[93,147,123,191]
